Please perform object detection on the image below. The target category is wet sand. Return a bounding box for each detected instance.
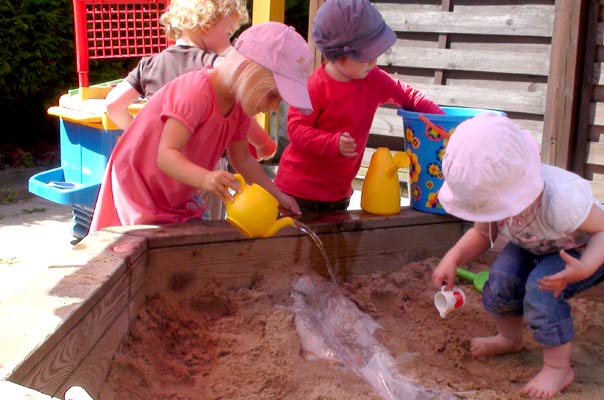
[101,258,604,400]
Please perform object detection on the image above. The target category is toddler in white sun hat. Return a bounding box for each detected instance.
[432,113,604,399]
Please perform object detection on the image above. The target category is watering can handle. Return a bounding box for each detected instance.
[419,114,450,139]
[233,173,247,193]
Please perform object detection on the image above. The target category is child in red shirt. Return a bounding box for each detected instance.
[274,0,443,214]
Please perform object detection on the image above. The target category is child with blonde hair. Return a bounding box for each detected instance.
[274,0,442,214]
[105,0,248,130]
[433,113,604,398]
[90,22,310,231]
[105,0,276,220]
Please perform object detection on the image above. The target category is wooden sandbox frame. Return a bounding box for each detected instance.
[0,209,463,399]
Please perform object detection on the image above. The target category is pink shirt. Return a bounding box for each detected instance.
[90,67,249,231]
[274,63,443,202]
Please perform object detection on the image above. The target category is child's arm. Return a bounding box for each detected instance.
[228,139,301,216]
[432,222,496,289]
[105,80,141,130]
[539,204,604,297]
[375,69,443,114]
[157,117,238,201]
[247,119,277,160]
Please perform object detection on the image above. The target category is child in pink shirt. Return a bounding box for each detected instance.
[274,0,443,214]
[104,0,275,221]
[90,22,311,231]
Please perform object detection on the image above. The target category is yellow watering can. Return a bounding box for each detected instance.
[225,174,295,238]
[361,147,410,215]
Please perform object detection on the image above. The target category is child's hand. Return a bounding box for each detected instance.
[339,132,358,158]
[254,139,277,160]
[432,258,457,290]
[539,249,590,297]
[275,192,302,216]
[201,171,238,202]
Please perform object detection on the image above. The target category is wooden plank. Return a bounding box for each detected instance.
[591,180,604,201]
[371,108,543,139]
[374,3,555,16]
[123,209,459,249]
[145,221,463,295]
[57,254,146,398]
[381,10,554,37]
[12,247,146,395]
[408,82,546,115]
[381,46,550,76]
[591,102,604,125]
[0,231,145,383]
[587,141,604,165]
[592,62,604,85]
[424,74,548,94]
[55,306,130,399]
[596,22,604,44]
[542,0,588,167]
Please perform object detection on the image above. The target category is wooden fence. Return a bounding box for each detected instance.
[304,0,604,200]
[578,0,604,200]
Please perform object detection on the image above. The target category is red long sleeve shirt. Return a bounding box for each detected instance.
[274,63,443,202]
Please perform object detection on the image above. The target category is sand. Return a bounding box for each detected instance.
[101,258,604,400]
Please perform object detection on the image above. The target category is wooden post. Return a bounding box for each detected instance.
[252,0,285,132]
[308,0,325,70]
[571,0,599,176]
[542,0,588,167]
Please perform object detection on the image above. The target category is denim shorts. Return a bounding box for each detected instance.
[483,241,604,347]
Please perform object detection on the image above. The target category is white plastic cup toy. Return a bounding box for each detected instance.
[434,286,466,318]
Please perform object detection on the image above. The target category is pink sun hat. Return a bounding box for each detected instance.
[438,113,544,222]
[234,22,313,114]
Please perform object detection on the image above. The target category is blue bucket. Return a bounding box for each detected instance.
[397,106,506,215]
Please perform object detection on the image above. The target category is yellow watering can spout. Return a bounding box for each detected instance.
[263,216,295,238]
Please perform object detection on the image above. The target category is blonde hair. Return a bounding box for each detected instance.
[160,0,249,40]
[218,49,277,106]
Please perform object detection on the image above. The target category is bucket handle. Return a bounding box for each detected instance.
[419,114,451,139]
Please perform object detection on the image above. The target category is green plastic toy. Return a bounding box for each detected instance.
[456,267,489,293]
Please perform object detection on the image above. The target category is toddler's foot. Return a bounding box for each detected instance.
[471,334,522,358]
[520,364,573,399]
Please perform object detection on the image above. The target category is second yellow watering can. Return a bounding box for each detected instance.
[225,174,295,238]
[361,147,410,215]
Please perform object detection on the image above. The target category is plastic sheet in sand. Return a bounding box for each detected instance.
[291,275,457,400]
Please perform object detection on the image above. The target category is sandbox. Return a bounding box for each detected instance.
[2,209,604,399]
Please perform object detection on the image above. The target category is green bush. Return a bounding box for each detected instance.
[0,0,136,146]
[0,0,75,144]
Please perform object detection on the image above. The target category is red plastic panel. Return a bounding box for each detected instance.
[73,0,170,87]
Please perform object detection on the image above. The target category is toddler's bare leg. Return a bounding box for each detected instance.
[520,343,573,399]
[471,316,523,357]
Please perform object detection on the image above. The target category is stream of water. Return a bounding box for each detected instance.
[294,220,340,291]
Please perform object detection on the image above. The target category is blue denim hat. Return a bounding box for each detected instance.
[311,0,396,62]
